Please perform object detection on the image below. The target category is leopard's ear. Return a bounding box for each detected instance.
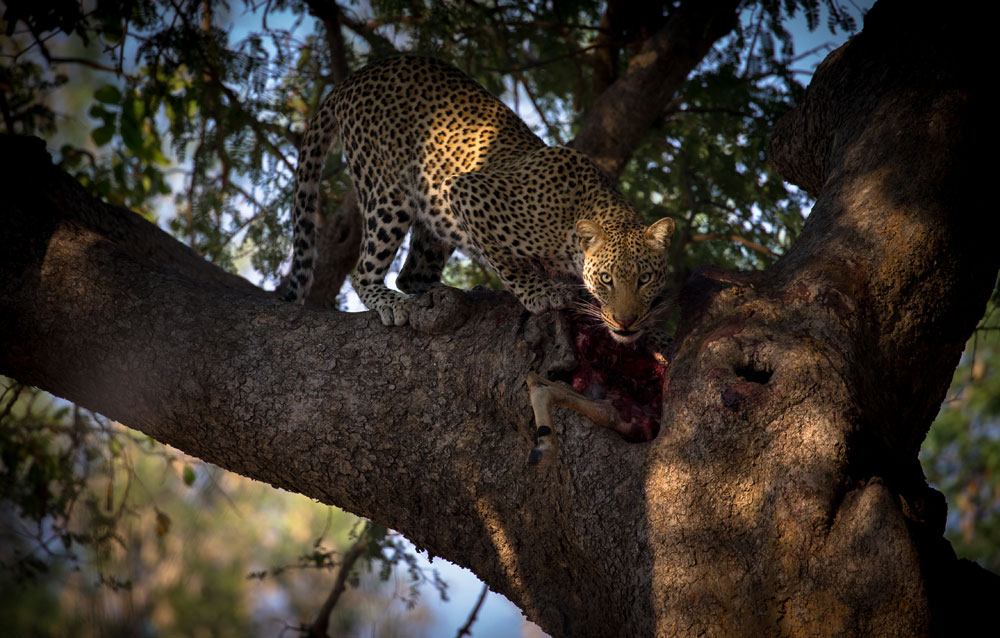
[646,217,675,251]
[576,220,608,253]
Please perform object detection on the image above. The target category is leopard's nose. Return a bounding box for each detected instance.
[613,314,636,329]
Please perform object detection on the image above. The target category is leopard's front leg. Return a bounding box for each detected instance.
[498,271,579,314]
[443,172,580,315]
[448,213,579,313]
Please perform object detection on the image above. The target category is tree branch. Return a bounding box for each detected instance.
[689,232,779,257]
[45,55,129,77]
[455,583,489,638]
[301,0,350,83]
[308,522,372,638]
[570,0,741,178]
[0,137,258,293]
[303,187,361,309]
[0,134,648,636]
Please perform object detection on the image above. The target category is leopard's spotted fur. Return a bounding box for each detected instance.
[284,55,675,344]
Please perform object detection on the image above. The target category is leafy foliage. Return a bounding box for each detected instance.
[921,282,1000,572]
[0,383,131,584]
[619,8,816,286]
[0,379,436,635]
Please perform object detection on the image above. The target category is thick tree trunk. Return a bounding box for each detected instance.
[1,1,997,636]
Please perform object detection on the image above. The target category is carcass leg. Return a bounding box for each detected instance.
[525,372,630,466]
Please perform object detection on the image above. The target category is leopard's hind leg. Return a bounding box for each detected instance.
[350,179,418,326]
[396,220,454,295]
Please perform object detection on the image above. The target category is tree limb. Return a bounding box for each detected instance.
[302,187,361,309]
[308,522,371,638]
[570,0,741,178]
[690,232,779,257]
[301,0,351,83]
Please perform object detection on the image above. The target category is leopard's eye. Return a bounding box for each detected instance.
[599,272,613,286]
[638,272,652,285]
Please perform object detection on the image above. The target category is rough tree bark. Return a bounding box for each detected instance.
[1,1,998,636]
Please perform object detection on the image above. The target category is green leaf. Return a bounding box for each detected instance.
[88,103,113,122]
[91,124,114,146]
[120,112,143,155]
[94,85,122,104]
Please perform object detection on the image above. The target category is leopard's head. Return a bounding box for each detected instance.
[577,216,674,344]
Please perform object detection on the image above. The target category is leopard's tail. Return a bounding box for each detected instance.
[283,93,341,304]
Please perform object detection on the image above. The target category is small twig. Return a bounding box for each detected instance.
[9,24,65,61]
[484,43,602,74]
[307,524,372,638]
[118,13,129,73]
[678,106,751,118]
[216,184,269,250]
[689,233,779,257]
[455,583,490,638]
[491,19,607,32]
[517,73,563,144]
[0,382,23,421]
[46,56,128,76]
[336,11,400,56]
[788,43,838,64]
[741,5,764,79]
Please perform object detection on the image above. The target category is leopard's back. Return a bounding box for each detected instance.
[335,56,543,185]
[283,56,545,306]
[284,56,673,348]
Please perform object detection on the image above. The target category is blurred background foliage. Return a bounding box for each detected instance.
[0,383,443,637]
[921,288,1000,574]
[1,0,994,635]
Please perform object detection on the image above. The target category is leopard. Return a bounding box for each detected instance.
[284,55,675,347]
[283,55,677,465]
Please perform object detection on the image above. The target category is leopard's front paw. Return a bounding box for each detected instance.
[373,296,414,326]
[353,276,416,327]
[521,283,578,314]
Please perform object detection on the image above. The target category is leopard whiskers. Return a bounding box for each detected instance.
[570,298,604,324]
[648,291,679,324]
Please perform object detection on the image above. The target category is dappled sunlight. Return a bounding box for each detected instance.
[473,496,528,608]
